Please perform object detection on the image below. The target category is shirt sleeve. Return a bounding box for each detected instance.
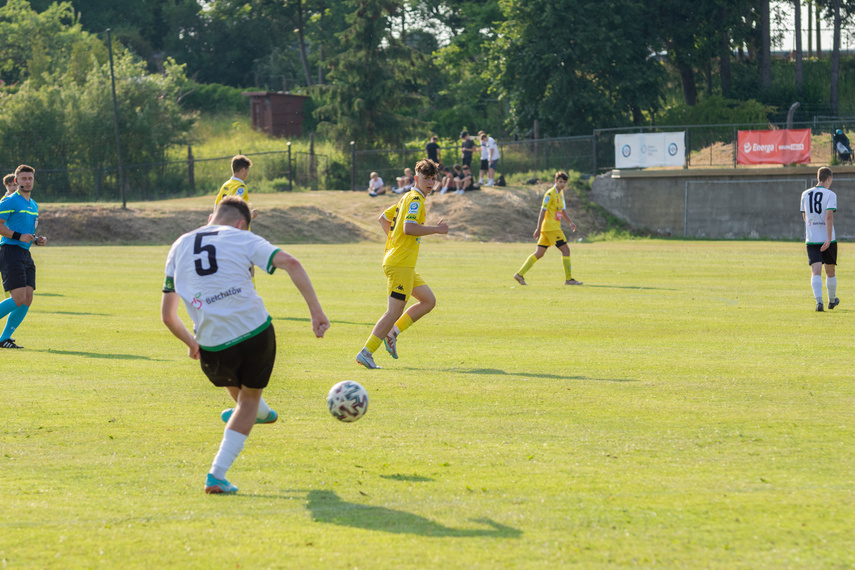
[382,203,397,221]
[828,193,838,211]
[246,233,281,274]
[163,243,178,292]
[404,197,422,224]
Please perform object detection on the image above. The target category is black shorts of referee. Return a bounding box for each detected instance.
[0,244,36,292]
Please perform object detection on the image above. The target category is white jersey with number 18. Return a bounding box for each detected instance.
[800,186,837,245]
[164,224,280,351]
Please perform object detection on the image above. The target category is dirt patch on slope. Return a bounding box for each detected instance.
[36,184,614,246]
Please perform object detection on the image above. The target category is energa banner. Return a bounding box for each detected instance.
[737,129,811,165]
[615,132,685,168]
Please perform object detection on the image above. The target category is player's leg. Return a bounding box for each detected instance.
[515,243,547,285]
[358,294,407,368]
[825,246,839,308]
[207,386,261,494]
[558,242,582,285]
[810,261,824,310]
[0,284,33,347]
[221,384,276,424]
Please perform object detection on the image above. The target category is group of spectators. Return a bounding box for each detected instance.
[367,130,501,197]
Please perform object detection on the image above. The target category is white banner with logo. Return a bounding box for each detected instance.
[615,132,686,168]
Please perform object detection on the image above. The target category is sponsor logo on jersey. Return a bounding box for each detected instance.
[191,292,203,309]
[408,202,420,213]
[205,286,243,305]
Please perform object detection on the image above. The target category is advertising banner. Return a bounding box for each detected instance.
[737,129,811,165]
[615,132,685,168]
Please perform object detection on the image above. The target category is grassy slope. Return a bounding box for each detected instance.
[2,241,853,568]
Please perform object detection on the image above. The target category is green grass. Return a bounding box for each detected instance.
[3,240,853,568]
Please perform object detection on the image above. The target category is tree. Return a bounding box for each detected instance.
[795,0,803,94]
[830,0,840,114]
[312,0,427,148]
[494,0,664,135]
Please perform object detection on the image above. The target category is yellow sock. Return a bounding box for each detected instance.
[562,256,572,280]
[394,313,414,334]
[364,334,383,354]
[518,254,538,276]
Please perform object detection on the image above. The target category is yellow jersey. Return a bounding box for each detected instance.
[214,177,249,206]
[382,189,426,268]
[540,185,565,232]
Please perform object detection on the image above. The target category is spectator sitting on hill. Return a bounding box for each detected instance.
[394,168,414,194]
[455,165,475,195]
[368,172,386,197]
[439,166,455,195]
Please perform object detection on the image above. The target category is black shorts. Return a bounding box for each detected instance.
[480,159,489,171]
[807,242,838,266]
[462,153,472,167]
[199,323,276,389]
[0,244,36,292]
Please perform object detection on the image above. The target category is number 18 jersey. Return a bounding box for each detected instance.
[800,186,837,244]
[163,224,280,351]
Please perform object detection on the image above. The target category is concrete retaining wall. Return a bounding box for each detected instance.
[590,166,855,239]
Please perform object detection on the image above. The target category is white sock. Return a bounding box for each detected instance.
[827,276,837,300]
[210,429,247,480]
[811,275,823,302]
[441,187,447,192]
[256,397,271,420]
[390,325,400,338]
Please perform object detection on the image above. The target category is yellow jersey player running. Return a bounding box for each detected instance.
[514,171,582,286]
[215,155,258,222]
[356,159,449,369]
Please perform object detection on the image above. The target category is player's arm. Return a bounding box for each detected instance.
[403,218,448,236]
[160,291,200,360]
[0,219,35,244]
[534,209,546,239]
[821,209,834,251]
[272,250,330,338]
[560,209,577,232]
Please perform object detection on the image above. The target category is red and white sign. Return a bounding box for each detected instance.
[737,129,811,165]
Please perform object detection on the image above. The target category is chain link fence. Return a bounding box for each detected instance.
[349,136,596,190]
[0,148,307,202]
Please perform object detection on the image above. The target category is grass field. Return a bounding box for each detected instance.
[3,240,853,568]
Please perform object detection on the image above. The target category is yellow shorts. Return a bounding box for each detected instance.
[384,265,426,302]
[537,230,567,248]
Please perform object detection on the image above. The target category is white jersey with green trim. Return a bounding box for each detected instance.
[164,224,280,351]
[800,185,837,244]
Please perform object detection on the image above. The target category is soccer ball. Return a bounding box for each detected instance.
[326,381,369,422]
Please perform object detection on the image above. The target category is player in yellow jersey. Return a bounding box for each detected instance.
[215,155,258,221]
[513,171,582,286]
[356,159,449,369]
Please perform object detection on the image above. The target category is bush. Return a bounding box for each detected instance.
[180,83,249,115]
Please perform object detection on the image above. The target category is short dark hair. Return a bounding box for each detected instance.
[3,174,15,185]
[15,164,34,177]
[555,171,569,182]
[818,166,833,183]
[231,155,252,174]
[460,131,468,138]
[453,163,462,171]
[415,159,439,178]
[215,195,252,227]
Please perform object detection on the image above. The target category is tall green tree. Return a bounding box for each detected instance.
[312,0,427,148]
[493,0,664,135]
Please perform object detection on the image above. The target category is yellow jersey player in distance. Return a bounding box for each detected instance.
[514,171,582,286]
[356,159,449,369]
[215,155,258,222]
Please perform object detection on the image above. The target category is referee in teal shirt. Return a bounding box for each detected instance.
[0,165,47,349]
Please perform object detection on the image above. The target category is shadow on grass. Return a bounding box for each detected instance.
[49,311,111,316]
[582,284,676,291]
[446,367,635,382]
[380,474,434,482]
[34,349,165,361]
[274,316,374,327]
[306,490,522,538]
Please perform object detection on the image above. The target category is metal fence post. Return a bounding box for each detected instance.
[732,128,738,168]
[592,132,598,174]
[187,145,195,194]
[288,142,292,192]
[350,141,356,191]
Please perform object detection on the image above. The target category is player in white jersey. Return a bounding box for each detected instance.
[800,166,839,311]
[161,196,329,494]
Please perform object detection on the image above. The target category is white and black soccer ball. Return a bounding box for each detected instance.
[326,381,369,422]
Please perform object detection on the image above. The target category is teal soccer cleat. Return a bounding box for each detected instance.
[220,408,278,424]
[205,474,238,494]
